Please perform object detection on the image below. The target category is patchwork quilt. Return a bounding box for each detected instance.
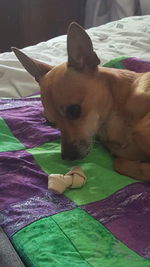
[0,57,150,267]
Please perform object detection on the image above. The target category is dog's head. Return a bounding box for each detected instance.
[12,23,112,160]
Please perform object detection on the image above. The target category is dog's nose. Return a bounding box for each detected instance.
[61,151,80,161]
[61,139,90,161]
[61,143,83,161]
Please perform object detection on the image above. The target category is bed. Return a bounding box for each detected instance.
[0,15,150,267]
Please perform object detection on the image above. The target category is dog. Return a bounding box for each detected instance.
[12,22,150,182]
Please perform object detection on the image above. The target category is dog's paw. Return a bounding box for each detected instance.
[114,158,141,178]
[114,158,150,182]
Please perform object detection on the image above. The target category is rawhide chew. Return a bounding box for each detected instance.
[48,166,86,194]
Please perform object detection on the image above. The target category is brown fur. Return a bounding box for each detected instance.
[12,22,150,182]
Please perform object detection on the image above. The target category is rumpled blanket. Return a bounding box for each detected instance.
[0,57,150,266]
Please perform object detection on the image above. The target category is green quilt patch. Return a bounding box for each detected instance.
[11,214,90,267]
[103,56,127,68]
[0,117,24,152]
[27,140,135,205]
[11,209,150,267]
[53,208,150,267]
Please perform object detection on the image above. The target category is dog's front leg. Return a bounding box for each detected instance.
[114,158,150,182]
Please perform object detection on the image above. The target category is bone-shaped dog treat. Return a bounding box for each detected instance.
[48,166,86,194]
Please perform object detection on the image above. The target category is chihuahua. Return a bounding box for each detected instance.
[12,22,150,182]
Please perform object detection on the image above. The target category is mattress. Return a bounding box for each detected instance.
[0,15,150,97]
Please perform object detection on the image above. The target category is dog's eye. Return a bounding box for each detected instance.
[66,104,81,120]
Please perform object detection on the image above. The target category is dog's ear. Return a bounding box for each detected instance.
[12,47,52,82]
[67,22,100,70]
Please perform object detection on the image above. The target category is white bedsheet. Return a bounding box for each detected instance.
[0,15,150,98]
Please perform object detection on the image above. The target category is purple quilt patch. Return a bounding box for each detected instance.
[1,191,76,237]
[0,103,60,148]
[82,183,150,259]
[0,98,40,110]
[0,150,49,209]
[122,58,150,73]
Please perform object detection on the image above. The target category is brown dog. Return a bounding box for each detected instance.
[12,22,150,182]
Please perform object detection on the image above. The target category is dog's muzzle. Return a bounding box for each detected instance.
[61,140,91,161]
